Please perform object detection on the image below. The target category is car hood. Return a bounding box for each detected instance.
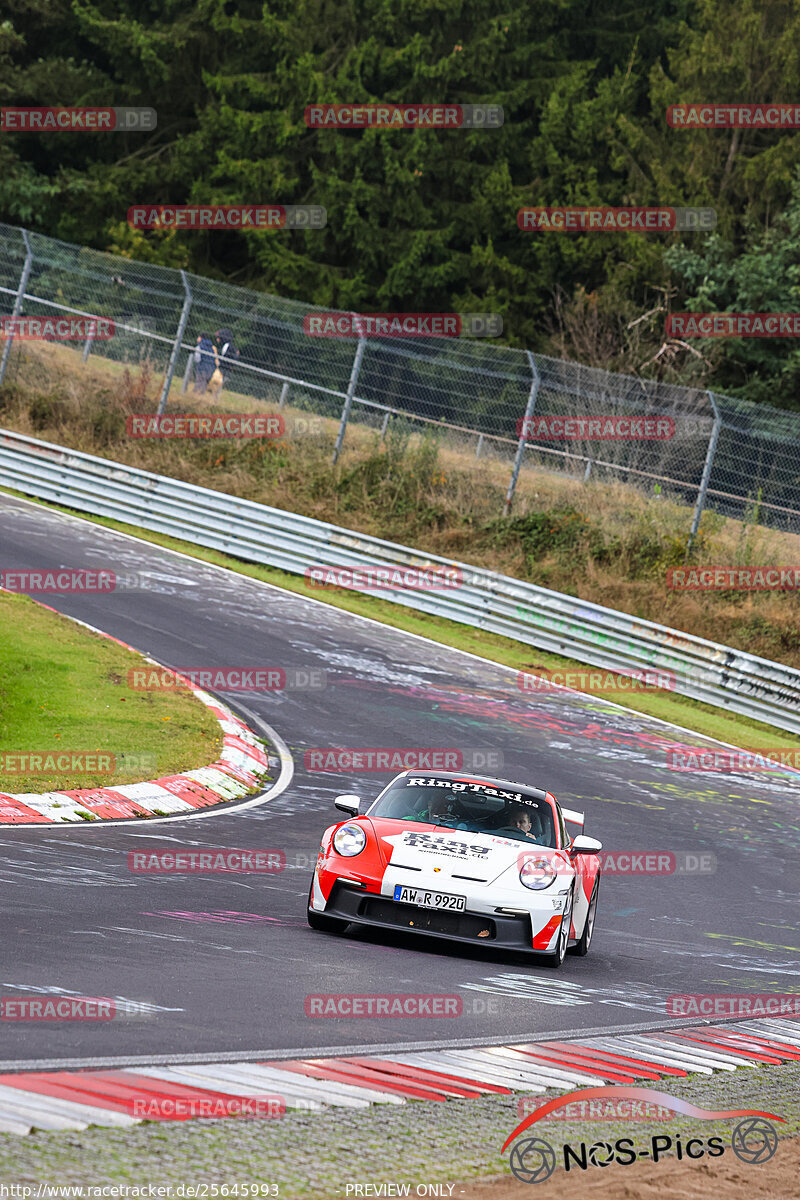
[368,818,565,886]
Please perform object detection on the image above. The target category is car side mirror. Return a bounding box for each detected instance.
[571,834,602,853]
[334,795,361,816]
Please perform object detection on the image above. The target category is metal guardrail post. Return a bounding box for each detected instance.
[3,427,800,735]
[687,391,721,555]
[157,270,193,415]
[504,350,540,515]
[0,230,33,386]
[332,316,366,465]
[82,321,96,364]
[180,351,193,393]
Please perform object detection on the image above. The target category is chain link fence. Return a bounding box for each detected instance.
[0,220,798,532]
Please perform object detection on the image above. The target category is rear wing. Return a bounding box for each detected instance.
[561,807,585,827]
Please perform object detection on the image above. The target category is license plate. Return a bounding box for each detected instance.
[393,884,466,912]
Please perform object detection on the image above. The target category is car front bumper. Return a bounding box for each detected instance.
[322,880,552,953]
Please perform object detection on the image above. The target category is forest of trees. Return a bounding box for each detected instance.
[3,0,800,407]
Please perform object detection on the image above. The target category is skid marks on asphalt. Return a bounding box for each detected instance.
[459,973,673,1012]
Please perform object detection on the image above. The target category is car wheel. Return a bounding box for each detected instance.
[542,885,573,968]
[569,877,599,957]
[306,882,349,934]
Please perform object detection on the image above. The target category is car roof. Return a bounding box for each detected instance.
[397,768,556,806]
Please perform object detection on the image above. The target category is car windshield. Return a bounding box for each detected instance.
[368,777,556,847]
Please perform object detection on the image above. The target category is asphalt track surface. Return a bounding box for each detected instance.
[1,494,798,1068]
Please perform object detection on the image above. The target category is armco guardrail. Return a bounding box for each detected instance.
[2,427,799,736]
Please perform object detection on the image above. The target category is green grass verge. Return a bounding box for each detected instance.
[2,486,796,756]
[0,590,222,794]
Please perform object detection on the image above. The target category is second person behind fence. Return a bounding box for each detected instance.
[193,332,216,394]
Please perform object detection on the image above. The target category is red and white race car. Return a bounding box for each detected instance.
[307,770,602,967]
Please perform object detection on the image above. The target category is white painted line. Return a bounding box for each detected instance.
[161,1062,359,1106]
[581,1037,717,1075]
[251,1064,402,1106]
[0,1109,32,1135]
[0,1083,138,1128]
[649,1037,760,1068]
[449,1048,582,1089]
[136,1066,324,1110]
[732,1021,800,1047]
[0,1099,85,1131]
[481,1046,605,1087]
[401,1050,544,1090]
[602,1038,719,1074]
[385,1053,545,1093]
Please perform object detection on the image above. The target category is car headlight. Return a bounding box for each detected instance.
[519,857,557,890]
[332,823,367,857]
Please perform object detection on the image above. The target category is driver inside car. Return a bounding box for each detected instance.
[498,805,547,843]
[419,790,467,828]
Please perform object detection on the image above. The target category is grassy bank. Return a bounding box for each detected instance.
[2,340,799,673]
[0,591,221,793]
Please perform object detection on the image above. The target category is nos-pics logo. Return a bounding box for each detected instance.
[502,1086,782,1183]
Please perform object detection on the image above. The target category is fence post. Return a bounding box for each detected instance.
[279,381,290,408]
[0,230,34,386]
[475,433,484,459]
[504,350,540,515]
[181,351,193,393]
[686,390,721,556]
[583,459,593,482]
[82,321,96,364]
[157,270,193,415]
[332,316,366,465]
[380,411,390,441]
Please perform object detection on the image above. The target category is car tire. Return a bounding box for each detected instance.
[568,877,599,957]
[542,885,573,968]
[306,882,349,934]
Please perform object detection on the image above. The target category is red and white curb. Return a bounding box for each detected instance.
[1,1018,798,1135]
[0,601,274,825]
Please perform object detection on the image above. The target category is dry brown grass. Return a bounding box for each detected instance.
[2,339,800,668]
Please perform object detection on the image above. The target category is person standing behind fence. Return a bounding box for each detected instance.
[215,328,240,390]
[193,333,216,394]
